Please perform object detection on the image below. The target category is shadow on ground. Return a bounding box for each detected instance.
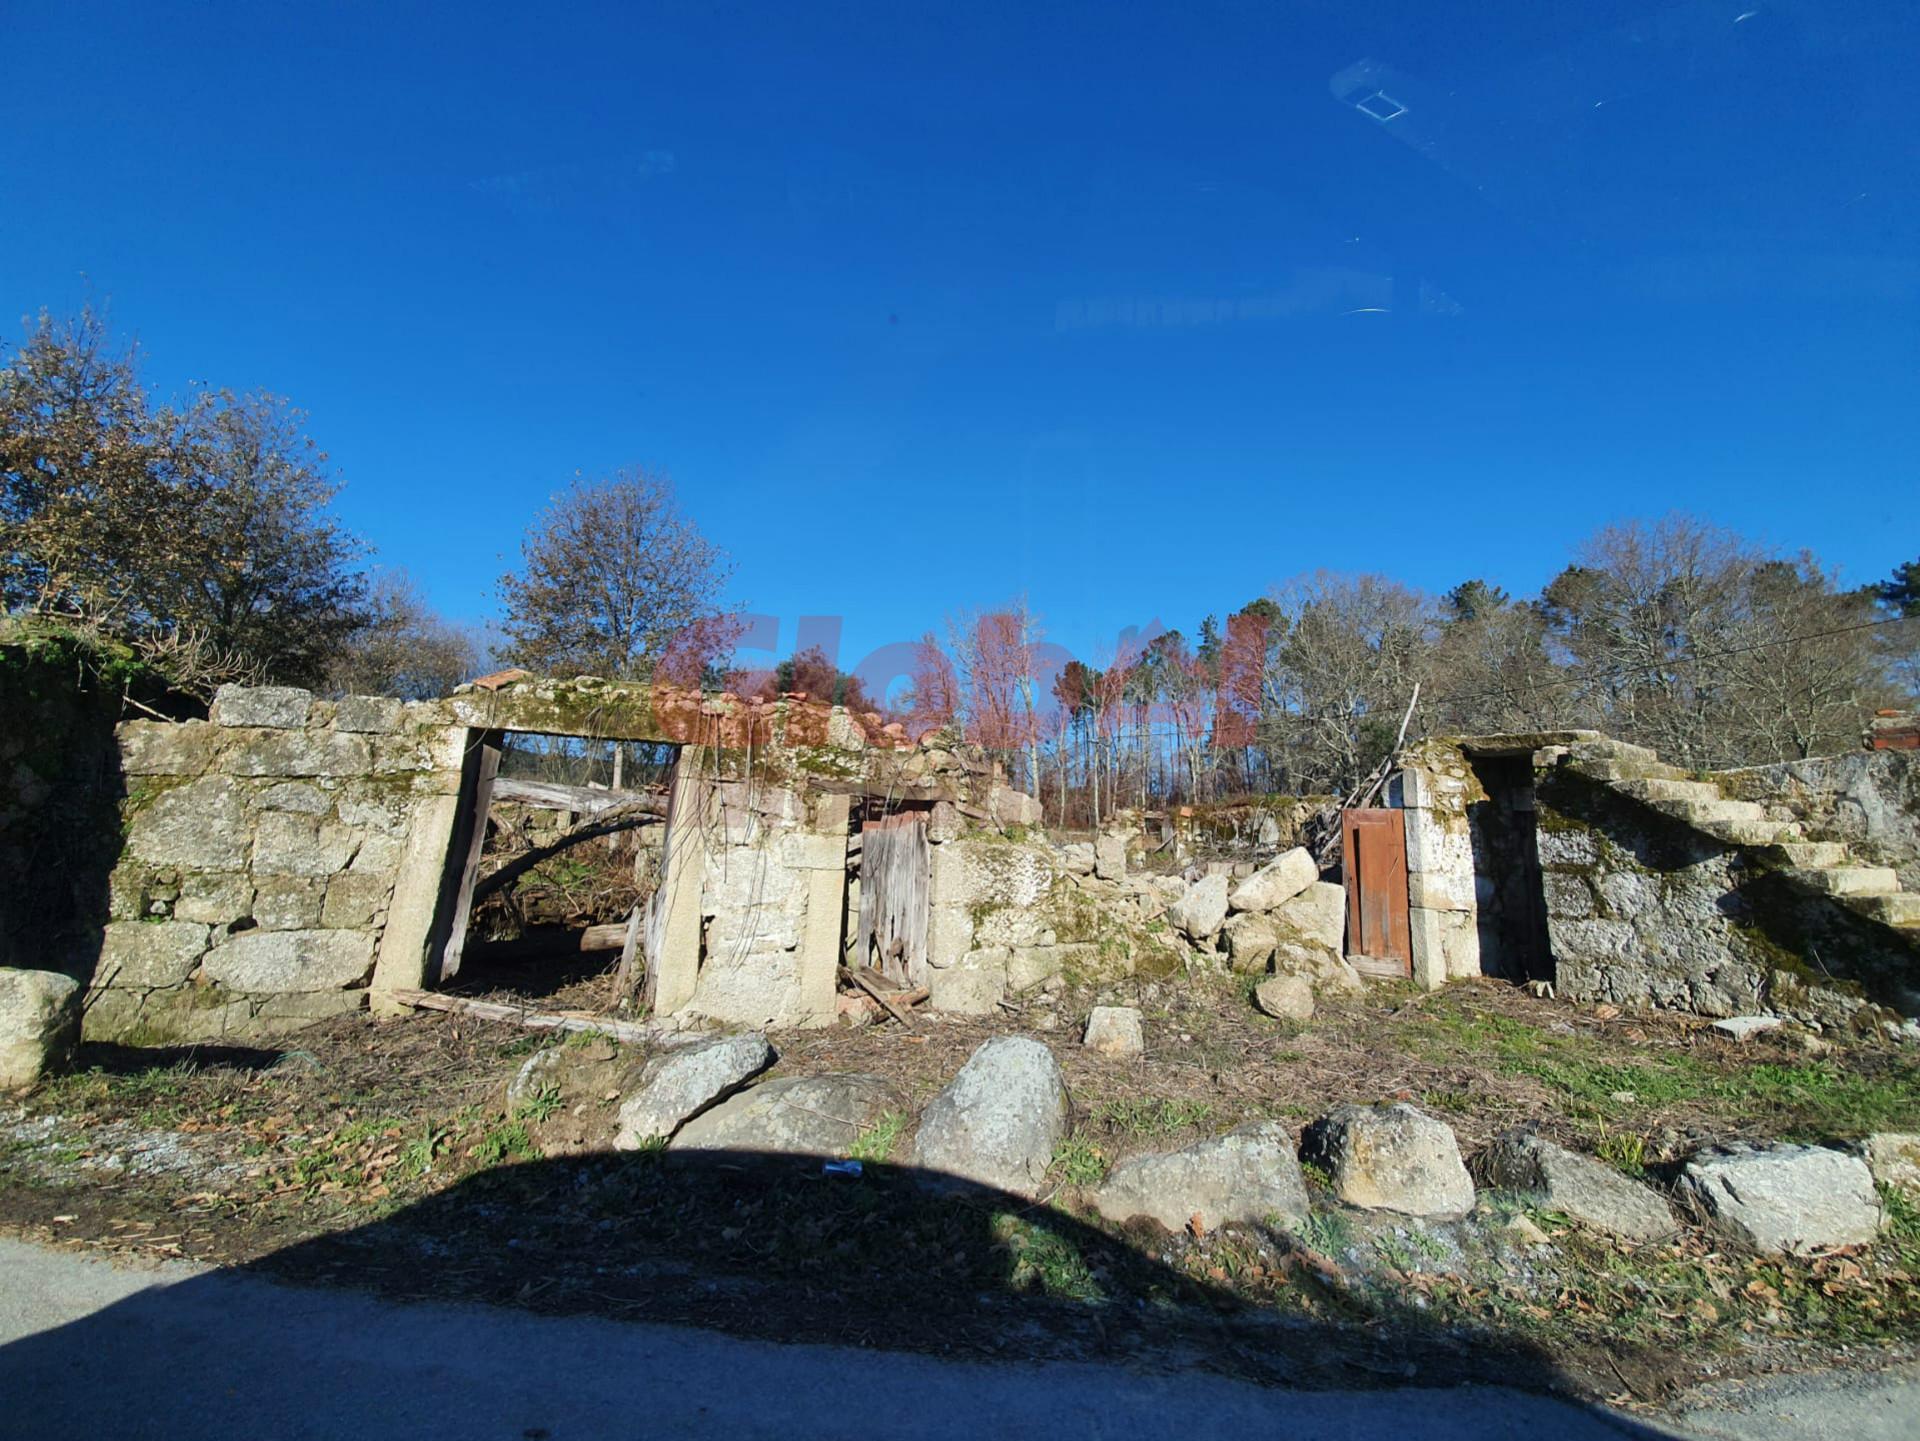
[2,1143,1679,1432]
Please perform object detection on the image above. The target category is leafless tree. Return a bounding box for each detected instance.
[327,570,479,699]
[498,468,733,678]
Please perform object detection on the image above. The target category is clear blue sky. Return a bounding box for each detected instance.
[4,1,1914,690]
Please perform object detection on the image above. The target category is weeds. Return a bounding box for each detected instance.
[849,1111,907,1164]
[995,1214,1102,1301]
[1089,1097,1216,1140]
[1051,1135,1107,1186]
[471,1120,537,1166]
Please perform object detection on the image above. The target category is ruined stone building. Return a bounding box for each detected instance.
[3,654,1918,1072]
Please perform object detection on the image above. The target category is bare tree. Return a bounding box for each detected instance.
[1258,573,1434,793]
[162,388,369,687]
[327,570,478,699]
[499,468,732,678]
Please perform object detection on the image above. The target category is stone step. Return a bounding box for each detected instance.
[1846,892,1920,926]
[1766,841,1851,869]
[1618,778,1725,805]
[1572,758,1692,783]
[1698,817,1802,846]
[1791,866,1902,898]
[1666,798,1766,826]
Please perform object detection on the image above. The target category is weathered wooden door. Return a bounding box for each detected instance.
[857,811,930,987]
[1342,807,1411,978]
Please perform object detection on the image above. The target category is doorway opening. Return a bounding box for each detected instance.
[432,730,680,1006]
[1464,751,1553,985]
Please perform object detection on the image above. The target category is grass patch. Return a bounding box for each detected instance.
[995,1214,1103,1301]
[1051,1134,1108,1186]
[470,1119,538,1167]
[1089,1097,1216,1140]
[849,1111,907,1164]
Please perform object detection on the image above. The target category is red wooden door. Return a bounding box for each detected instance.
[1343,808,1411,978]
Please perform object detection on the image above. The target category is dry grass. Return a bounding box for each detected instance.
[7,975,1920,1403]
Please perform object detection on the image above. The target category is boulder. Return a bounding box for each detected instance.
[1678,1143,1881,1255]
[988,786,1043,829]
[1228,848,1317,915]
[613,1033,774,1149]
[1253,974,1314,1022]
[1094,831,1128,882]
[0,969,81,1089]
[1305,1103,1475,1219]
[1220,913,1278,973]
[1482,1129,1676,1242]
[1082,1006,1143,1057]
[1167,873,1229,942]
[911,1036,1069,1198]
[1094,1122,1310,1233]
[1272,882,1346,952]
[1058,842,1095,878]
[672,1074,902,1156]
[1864,1133,1920,1200]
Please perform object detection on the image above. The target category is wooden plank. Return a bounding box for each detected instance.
[438,732,502,982]
[1342,807,1410,977]
[385,988,689,1048]
[856,812,930,987]
[462,922,630,963]
[614,903,643,997]
[492,775,666,816]
[839,965,919,1030]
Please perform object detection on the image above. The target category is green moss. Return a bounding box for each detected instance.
[790,746,863,779]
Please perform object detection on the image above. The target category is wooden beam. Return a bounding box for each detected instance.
[437,732,501,982]
[492,775,667,816]
[384,988,689,1047]
[840,964,919,1030]
[461,922,630,963]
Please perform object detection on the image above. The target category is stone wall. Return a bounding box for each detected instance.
[1391,734,1919,1026]
[1718,750,1920,890]
[1536,767,1917,1027]
[0,634,135,980]
[1391,739,1494,989]
[94,686,465,1043]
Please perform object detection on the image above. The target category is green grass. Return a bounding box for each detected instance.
[849,1111,907,1164]
[512,1085,563,1124]
[1296,1209,1352,1257]
[995,1213,1103,1301]
[1088,1097,1216,1140]
[471,1120,538,1166]
[1050,1135,1108,1186]
[1594,1128,1649,1174]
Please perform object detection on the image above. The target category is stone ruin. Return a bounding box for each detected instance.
[2,662,1918,1084]
[1392,730,1920,1031]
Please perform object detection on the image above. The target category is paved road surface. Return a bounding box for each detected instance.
[2,1238,1915,1440]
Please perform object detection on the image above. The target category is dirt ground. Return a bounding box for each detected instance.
[5,970,1920,1406]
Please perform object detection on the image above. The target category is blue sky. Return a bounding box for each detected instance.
[3,1,1914,693]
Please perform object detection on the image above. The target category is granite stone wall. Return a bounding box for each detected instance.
[1536,768,1917,1027]
[1718,750,1920,890]
[92,686,465,1043]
